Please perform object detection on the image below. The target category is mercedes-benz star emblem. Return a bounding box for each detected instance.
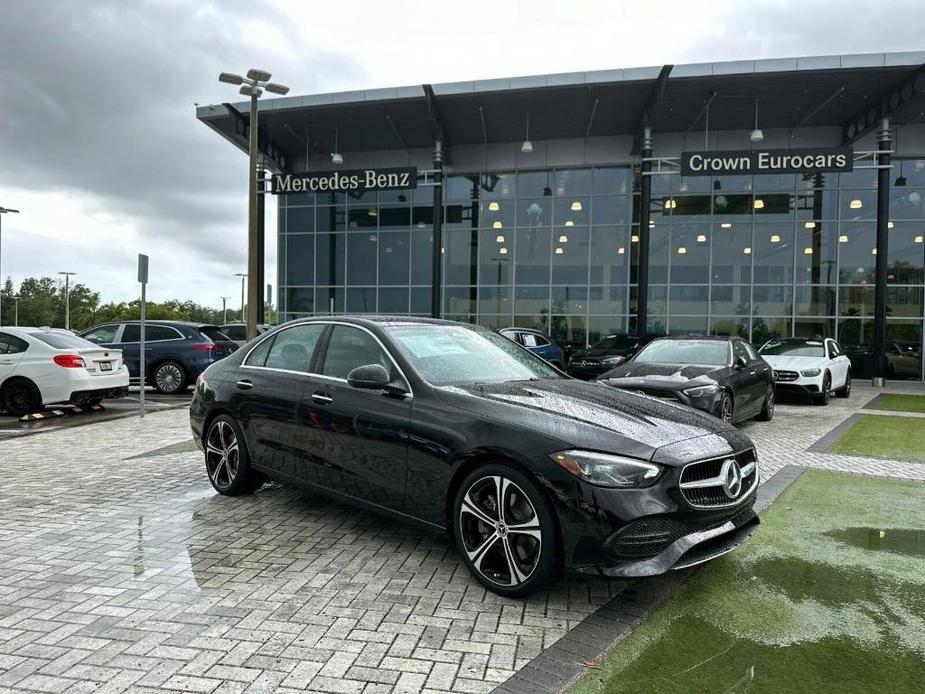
[720,458,743,499]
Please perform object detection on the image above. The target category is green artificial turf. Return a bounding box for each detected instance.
[829,414,925,462]
[872,393,925,414]
[569,470,925,694]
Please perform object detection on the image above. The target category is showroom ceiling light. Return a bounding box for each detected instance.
[521,113,533,153]
[805,221,816,229]
[888,221,894,229]
[770,234,780,243]
[571,200,582,211]
[493,220,503,229]
[499,247,508,254]
[753,198,764,209]
[839,235,849,243]
[618,247,625,254]
[915,235,923,243]
[331,127,343,165]
[721,222,732,229]
[871,248,877,255]
[565,220,574,227]
[496,235,505,243]
[697,234,707,243]
[749,96,764,142]
[489,201,500,211]
[677,246,687,254]
[664,198,676,209]
[804,247,813,255]
[555,247,564,254]
[850,198,863,209]
[631,234,639,243]
[743,247,752,254]
[559,235,568,243]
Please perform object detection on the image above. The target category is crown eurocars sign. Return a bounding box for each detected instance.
[680,148,853,176]
[272,167,418,194]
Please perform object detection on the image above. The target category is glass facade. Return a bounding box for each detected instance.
[279,159,925,380]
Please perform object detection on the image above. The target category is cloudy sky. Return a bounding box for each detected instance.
[1,0,922,309]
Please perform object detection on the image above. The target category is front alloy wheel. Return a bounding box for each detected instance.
[815,373,832,406]
[719,392,734,423]
[154,361,186,394]
[454,465,556,597]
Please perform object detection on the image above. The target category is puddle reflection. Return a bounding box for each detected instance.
[826,527,925,557]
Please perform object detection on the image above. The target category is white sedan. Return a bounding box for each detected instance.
[0,327,130,416]
[758,337,851,405]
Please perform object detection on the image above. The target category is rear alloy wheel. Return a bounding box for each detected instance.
[205,415,261,495]
[454,464,557,597]
[1,379,42,417]
[836,370,852,398]
[814,372,832,406]
[719,392,734,424]
[757,386,775,421]
[153,361,186,394]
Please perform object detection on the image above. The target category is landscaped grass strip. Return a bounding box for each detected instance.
[829,414,925,462]
[872,393,925,414]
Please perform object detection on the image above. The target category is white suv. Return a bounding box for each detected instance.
[758,337,851,405]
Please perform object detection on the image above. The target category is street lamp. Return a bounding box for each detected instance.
[219,295,231,324]
[58,271,77,331]
[219,68,289,342]
[13,294,20,326]
[0,206,20,327]
[235,273,247,322]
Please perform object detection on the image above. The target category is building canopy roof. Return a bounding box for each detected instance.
[197,52,925,170]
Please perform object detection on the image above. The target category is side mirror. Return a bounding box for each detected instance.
[347,364,391,390]
[735,355,748,368]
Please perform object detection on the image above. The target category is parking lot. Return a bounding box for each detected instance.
[1,385,923,693]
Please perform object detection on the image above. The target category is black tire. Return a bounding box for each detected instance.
[152,361,187,394]
[835,370,852,398]
[718,391,735,424]
[757,386,775,421]
[453,463,559,598]
[1,378,43,417]
[204,414,262,495]
[814,372,832,406]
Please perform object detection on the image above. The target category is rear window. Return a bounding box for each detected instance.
[222,325,246,341]
[199,326,232,342]
[26,331,97,350]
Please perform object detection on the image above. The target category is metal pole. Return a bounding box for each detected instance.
[140,279,146,417]
[637,127,653,337]
[14,297,18,326]
[872,118,892,387]
[246,93,259,341]
[240,275,246,321]
[221,296,228,324]
[0,213,3,327]
[64,274,70,331]
[431,140,444,318]
[256,166,266,325]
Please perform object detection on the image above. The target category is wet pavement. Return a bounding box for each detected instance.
[0,384,922,693]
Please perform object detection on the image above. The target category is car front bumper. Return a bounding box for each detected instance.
[772,371,824,395]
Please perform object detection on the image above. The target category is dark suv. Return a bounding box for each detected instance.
[80,321,237,394]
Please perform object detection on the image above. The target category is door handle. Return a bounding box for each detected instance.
[236,379,253,390]
[311,392,333,404]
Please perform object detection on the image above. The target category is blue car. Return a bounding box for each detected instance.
[79,320,237,394]
[500,328,565,369]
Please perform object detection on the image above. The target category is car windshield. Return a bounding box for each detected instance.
[385,324,562,385]
[591,335,638,350]
[25,331,98,350]
[634,339,729,366]
[759,340,826,357]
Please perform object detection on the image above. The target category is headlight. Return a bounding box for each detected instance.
[801,368,821,377]
[551,450,661,488]
[683,384,720,398]
[601,356,624,365]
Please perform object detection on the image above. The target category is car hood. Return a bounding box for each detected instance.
[434,378,752,466]
[760,354,828,371]
[570,347,634,360]
[598,362,724,384]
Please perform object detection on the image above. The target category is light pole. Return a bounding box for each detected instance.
[13,294,19,326]
[58,271,77,330]
[219,296,230,324]
[0,206,20,327]
[218,69,289,341]
[235,273,247,322]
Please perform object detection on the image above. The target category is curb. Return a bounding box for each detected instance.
[491,465,806,694]
[18,404,105,422]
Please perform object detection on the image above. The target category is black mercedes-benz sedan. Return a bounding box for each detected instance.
[597,336,776,425]
[190,317,760,597]
[566,333,657,380]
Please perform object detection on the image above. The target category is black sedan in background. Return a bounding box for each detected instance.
[567,333,657,379]
[598,336,775,425]
[191,317,759,597]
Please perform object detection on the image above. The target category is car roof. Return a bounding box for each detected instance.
[651,334,735,341]
[118,320,214,327]
[289,314,465,329]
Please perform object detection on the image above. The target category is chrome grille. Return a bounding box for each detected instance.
[679,450,758,509]
[775,370,798,382]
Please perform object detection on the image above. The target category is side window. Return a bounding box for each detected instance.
[732,340,750,363]
[82,324,118,344]
[264,325,324,372]
[742,342,759,361]
[121,325,140,342]
[535,335,551,347]
[320,326,391,380]
[245,335,275,367]
[225,326,246,341]
[827,341,839,359]
[147,326,182,341]
[0,332,29,355]
[521,333,540,348]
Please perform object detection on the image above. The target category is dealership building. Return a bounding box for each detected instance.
[198,52,925,381]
